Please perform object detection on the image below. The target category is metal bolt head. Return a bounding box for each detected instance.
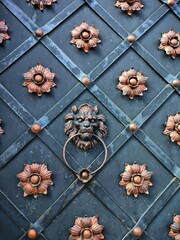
[167,0,175,6]
[128,35,136,43]
[133,227,142,237]
[35,29,44,37]
[31,124,41,134]
[30,175,40,185]
[172,79,180,87]
[82,77,90,85]
[129,123,138,132]
[27,229,37,240]
[83,229,92,238]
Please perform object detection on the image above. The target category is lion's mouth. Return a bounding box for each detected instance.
[79,130,93,140]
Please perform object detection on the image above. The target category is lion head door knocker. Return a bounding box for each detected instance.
[0,119,4,135]
[70,21,101,53]
[0,20,10,44]
[27,0,57,11]
[169,214,180,239]
[23,63,56,96]
[159,29,180,59]
[17,163,53,198]
[63,104,107,183]
[69,215,104,240]
[117,67,148,99]
[115,0,144,16]
[163,113,180,145]
[119,162,153,198]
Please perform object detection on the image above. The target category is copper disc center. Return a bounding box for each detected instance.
[82,229,92,238]
[129,78,138,87]
[34,74,44,84]
[30,175,40,185]
[133,175,142,184]
[170,38,179,47]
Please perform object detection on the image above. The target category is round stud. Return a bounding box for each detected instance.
[133,176,142,184]
[30,175,40,185]
[81,171,89,180]
[82,77,90,85]
[35,29,44,37]
[27,229,37,240]
[82,31,90,39]
[31,124,41,134]
[170,38,178,46]
[129,123,138,132]
[34,74,44,84]
[172,79,180,87]
[83,229,92,238]
[128,35,136,43]
[129,78,138,87]
[167,0,175,6]
[133,227,142,237]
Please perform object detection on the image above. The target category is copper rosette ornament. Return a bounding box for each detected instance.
[0,20,10,44]
[115,0,144,16]
[163,113,180,145]
[69,215,104,240]
[70,21,101,53]
[159,29,180,59]
[117,68,148,99]
[23,64,56,96]
[17,163,53,198]
[119,163,153,198]
[27,0,57,10]
[0,119,4,135]
[169,215,180,239]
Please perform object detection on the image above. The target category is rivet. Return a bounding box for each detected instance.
[172,79,180,87]
[133,227,142,237]
[31,124,41,134]
[128,35,136,43]
[82,77,90,85]
[27,229,37,240]
[167,0,175,6]
[129,123,138,132]
[35,29,44,37]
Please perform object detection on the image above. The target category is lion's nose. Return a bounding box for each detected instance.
[84,121,90,128]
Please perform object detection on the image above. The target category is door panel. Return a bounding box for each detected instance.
[0,0,179,240]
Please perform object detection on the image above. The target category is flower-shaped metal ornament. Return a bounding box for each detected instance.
[0,119,4,135]
[69,215,104,240]
[115,0,144,16]
[23,64,56,96]
[163,113,180,145]
[159,29,180,59]
[117,67,148,99]
[17,163,53,198]
[169,215,180,239]
[70,21,101,53]
[119,163,153,198]
[0,20,10,44]
[27,0,57,11]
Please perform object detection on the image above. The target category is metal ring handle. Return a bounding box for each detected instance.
[63,133,107,175]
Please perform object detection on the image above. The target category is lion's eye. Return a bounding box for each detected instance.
[91,118,96,123]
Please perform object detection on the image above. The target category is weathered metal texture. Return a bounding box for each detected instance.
[0,0,179,240]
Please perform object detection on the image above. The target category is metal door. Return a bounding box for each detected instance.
[0,0,179,239]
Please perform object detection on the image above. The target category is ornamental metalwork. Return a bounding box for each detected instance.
[117,67,148,99]
[119,163,153,198]
[115,0,144,16]
[70,21,101,53]
[23,63,56,96]
[163,113,180,145]
[64,104,107,150]
[69,215,104,240]
[169,215,180,239]
[0,119,4,135]
[159,29,180,59]
[27,0,57,11]
[17,163,53,198]
[0,20,10,44]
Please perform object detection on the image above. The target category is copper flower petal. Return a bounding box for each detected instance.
[174,215,180,224]
[166,117,175,130]
[91,224,104,234]
[89,26,99,37]
[139,182,149,194]
[140,164,147,173]
[126,182,136,195]
[79,21,89,30]
[30,163,40,173]
[122,85,132,95]
[76,39,86,49]
[23,183,34,197]
[136,74,148,84]
[119,2,130,11]
[95,234,105,239]
[91,215,98,226]
[16,171,29,181]
[141,170,153,180]
[23,72,34,80]
[131,163,141,173]
[160,36,169,45]
[169,229,178,238]
[40,170,52,180]
[38,182,48,194]
[165,46,176,58]
[75,217,83,228]
[167,29,176,38]
[159,43,167,51]
[125,164,133,173]
[69,225,81,236]
[127,68,136,77]
[163,129,172,135]
[131,1,143,10]
[81,216,92,228]
[119,180,128,186]
[88,38,101,48]
[43,69,55,81]
[119,75,129,84]
[174,114,180,123]
[69,236,81,240]
[133,85,147,96]
[170,131,180,142]
[175,234,180,240]
[71,29,81,39]
[121,171,132,181]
